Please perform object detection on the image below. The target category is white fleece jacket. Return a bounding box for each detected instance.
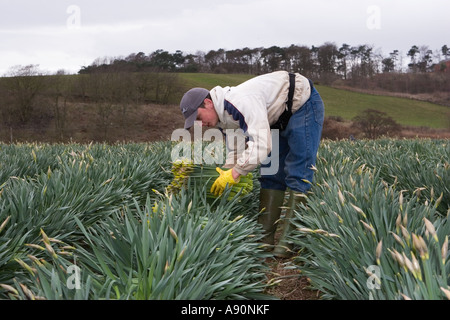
[210,71,311,175]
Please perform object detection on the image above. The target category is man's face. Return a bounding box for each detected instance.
[197,99,218,127]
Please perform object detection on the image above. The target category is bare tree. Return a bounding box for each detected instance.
[352,109,401,139]
[48,74,73,140]
[317,42,340,84]
[4,64,46,123]
[153,73,181,104]
[417,46,433,72]
[337,44,351,79]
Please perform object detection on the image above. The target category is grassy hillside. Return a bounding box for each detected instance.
[178,73,253,89]
[317,85,450,129]
[177,73,450,129]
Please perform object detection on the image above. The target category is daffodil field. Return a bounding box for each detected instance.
[291,139,450,300]
[0,139,449,300]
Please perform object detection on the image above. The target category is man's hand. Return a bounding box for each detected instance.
[210,167,240,196]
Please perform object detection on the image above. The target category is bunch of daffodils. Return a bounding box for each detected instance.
[167,159,253,200]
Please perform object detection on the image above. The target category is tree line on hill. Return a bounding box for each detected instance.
[79,42,450,84]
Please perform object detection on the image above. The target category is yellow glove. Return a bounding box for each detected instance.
[210,168,240,196]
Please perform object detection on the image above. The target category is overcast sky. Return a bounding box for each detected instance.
[0,0,448,75]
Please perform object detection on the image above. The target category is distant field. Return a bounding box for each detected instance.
[316,85,450,129]
[178,73,253,89]
[177,73,450,129]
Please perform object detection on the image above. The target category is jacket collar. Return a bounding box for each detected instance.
[210,85,230,128]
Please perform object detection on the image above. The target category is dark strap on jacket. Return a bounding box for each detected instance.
[287,72,296,113]
[271,72,296,131]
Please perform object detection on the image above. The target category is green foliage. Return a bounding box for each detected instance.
[0,141,270,300]
[290,139,450,300]
[1,139,448,300]
[73,194,269,300]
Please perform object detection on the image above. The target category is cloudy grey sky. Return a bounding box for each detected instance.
[0,0,448,75]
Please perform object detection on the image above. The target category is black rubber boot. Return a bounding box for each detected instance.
[257,188,286,247]
[273,189,307,258]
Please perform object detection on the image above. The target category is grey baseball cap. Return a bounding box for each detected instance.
[180,88,210,129]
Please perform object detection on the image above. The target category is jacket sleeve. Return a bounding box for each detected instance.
[222,129,246,168]
[224,95,272,176]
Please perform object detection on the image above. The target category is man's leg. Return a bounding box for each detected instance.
[258,133,289,247]
[273,189,307,258]
[282,87,324,193]
[274,87,324,257]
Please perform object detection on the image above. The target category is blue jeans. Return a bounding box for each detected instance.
[260,86,324,193]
